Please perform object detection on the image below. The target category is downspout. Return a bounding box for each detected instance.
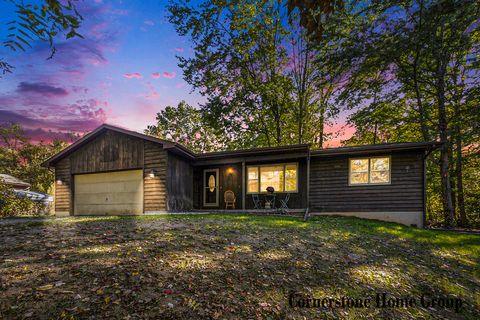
[305,149,311,220]
[242,160,246,210]
[422,152,427,228]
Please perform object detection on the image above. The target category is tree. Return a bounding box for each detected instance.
[320,0,480,227]
[1,0,83,75]
[144,101,219,153]
[0,123,70,193]
[286,0,343,42]
[168,0,338,149]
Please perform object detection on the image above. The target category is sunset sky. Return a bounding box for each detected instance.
[0,0,353,147]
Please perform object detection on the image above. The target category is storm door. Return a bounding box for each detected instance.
[203,169,219,207]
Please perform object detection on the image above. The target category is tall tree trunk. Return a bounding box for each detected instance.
[455,112,467,227]
[413,60,429,141]
[434,21,454,227]
[318,105,325,149]
[412,0,429,142]
[436,63,455,227]
[449,143,456,217]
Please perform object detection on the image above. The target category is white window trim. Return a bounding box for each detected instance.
[203,168,219,207]
[246,163,299,194]
[348,156,392,186]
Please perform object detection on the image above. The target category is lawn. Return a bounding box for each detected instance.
[0,214,479,319]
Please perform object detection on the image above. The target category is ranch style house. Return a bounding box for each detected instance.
[43,124,441,227]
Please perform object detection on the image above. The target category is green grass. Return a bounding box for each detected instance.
[0,214,478,319]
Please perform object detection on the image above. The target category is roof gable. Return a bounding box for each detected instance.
[42,124,195,167]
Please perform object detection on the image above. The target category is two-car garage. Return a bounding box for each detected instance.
[73,170,143,216]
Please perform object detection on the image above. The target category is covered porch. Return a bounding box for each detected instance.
[190,145,310,212]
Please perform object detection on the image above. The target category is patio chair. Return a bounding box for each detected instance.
[252,194,262,209]
[224,190,236,209]
[279,193,290,213]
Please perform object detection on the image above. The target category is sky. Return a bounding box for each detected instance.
[0,0,353,147]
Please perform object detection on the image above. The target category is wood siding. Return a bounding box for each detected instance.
[193,164,242,210]
[53,130,168,215]
[167,154,194,210]
[70,130,144,174]
[54,157,71,213]
[143,141,167,212]
[309,151,424,212]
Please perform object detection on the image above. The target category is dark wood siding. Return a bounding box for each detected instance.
[144,141,167,212]
[193,164,242,209]
[167,154,194,210]
[70,130,144,174]
[52,129,169,215]
[309,151,424,212]
[54,157,71,213]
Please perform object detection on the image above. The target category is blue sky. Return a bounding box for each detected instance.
[0,0,350,146]
[0,0,206,141]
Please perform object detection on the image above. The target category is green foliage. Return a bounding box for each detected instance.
[168,0,339,149]
[0,181,46,217]
[144,101,220,153]
[318,0,480,227]
[463,155,480,226]
[0,123,70,194]
[1,0,83,75]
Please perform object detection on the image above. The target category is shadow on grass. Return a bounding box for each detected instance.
[1,214,479,319]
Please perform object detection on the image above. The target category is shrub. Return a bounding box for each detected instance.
[0,182,47,217]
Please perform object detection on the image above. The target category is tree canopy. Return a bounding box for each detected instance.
[166,0,341,149]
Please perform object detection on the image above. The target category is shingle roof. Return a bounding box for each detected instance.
[42,124,442,167]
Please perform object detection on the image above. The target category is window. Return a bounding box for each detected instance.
[247,163,298,193]
[349,157,390,185]
[247,167,259,193]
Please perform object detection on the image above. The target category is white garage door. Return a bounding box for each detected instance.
[74,170,143,215]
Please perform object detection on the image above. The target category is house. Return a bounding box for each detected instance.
[42,124,441,227]
[0,174,31,190]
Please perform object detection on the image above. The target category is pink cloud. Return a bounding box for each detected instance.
[175,82,186,89]
[144,20,155,26]
[0,97,109,137]
[174,47,184,52]
[163,71,176,79]
[144,82,159,100]
[108,8,128,15]
[124,73,143,79]
[151,72,161,79]
[88,22,108,40]
[323,123,356,147]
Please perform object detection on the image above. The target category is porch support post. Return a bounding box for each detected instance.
[242,160,246,210]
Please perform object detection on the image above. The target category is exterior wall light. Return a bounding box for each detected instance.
[56,179,63,185]
[226,167,234,175]
[148,169,155,178]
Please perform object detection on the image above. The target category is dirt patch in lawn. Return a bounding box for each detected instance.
[0,215,479,319]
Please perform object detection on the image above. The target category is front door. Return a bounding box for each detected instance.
[203,169,219,207]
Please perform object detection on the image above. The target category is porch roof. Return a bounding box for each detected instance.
[193,144,310,166]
